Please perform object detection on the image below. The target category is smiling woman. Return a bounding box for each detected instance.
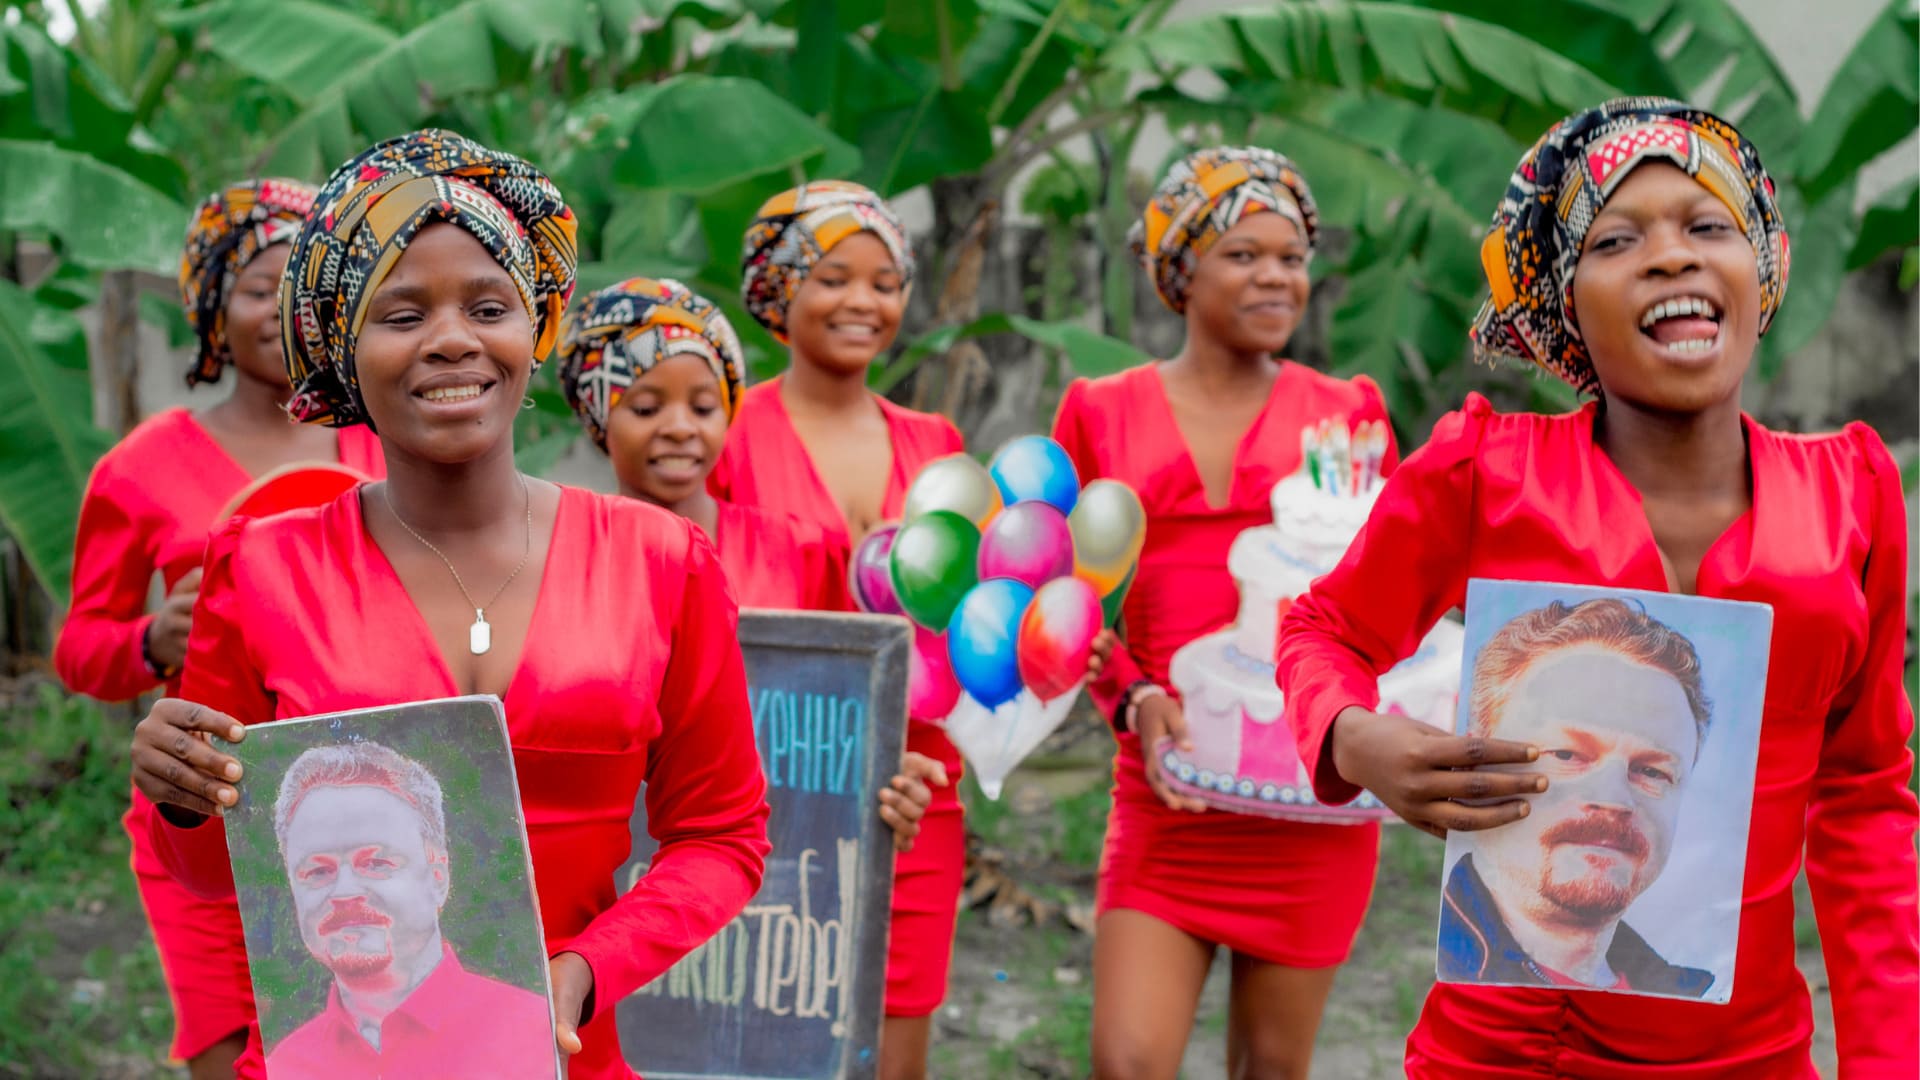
[1050,144,1401,1080]
[52,177,386,1080]
[124,129,771,1080]
[1279,97,1915,1077]
[708,181,972,1080]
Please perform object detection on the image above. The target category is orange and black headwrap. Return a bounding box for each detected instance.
[278,129,577,427]
[179,179,317,387]
[1470,97,1790,394]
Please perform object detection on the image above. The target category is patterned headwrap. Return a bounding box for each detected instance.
[1130,146,1320,315]
[1470,97,1791,394]
[555,277,747,448]
[740,181,914,343]
[278,128,578,427]
[179,179,317,387]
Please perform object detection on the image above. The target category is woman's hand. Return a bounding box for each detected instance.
[1328,706,1545,839]
[879,751,949,852]
[1085,629,1119,679]
[131,698,244,820]
[1136,692,1208,814]
[549,951,594,1058]
[145,567,202,673]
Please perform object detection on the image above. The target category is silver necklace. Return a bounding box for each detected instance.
[385,474,532,655]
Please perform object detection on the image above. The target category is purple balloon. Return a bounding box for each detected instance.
[977,501,1074,588]
[850,524,904,615]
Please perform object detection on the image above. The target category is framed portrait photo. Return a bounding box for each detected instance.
[1437,580,1773,1004]
[219,695,561,1079]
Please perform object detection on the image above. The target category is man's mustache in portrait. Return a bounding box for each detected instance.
[1539,811,1652,921]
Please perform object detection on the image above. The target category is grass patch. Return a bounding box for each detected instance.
[0,680,176,1079]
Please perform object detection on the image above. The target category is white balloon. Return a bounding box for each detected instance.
[942,684,1083,799]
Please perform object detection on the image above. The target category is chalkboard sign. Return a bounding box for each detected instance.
[616,610,910,1080]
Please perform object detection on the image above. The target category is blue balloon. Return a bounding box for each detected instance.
[988,436,1080,514]
[946,578,1036,710]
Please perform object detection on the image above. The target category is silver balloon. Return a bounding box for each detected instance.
[1068,479,1146,594]
[902,453,1003,528]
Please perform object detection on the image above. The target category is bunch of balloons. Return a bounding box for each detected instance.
[850,437,1146,793]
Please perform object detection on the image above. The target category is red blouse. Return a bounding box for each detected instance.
[1279,394,1918,1077]
[710,375,967,792]
[709,377,966,549]
[712,500,851,612]
[154,485,771,1080]
[1050,361,1398,724]
[54,407,384,701]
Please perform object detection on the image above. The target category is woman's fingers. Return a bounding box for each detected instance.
[899,751,949,790]
[1420,734,1539,770]
[132,700,245,813]
[130,744,227,817]
[1418,797,1533,835]
[1413,767,1547,805]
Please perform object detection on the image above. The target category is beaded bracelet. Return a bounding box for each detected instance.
[1114,680,1168,735]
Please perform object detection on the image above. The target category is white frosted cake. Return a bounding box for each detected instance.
[1157,419,1463,823]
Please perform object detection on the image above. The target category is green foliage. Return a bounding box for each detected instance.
[0,280,114,607]
[0,682,174,1076]
[0,0,1912,621]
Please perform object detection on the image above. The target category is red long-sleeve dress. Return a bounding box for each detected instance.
[1278,394,1918,1077]
[151,484,772,1080]
[52,407,383,1062]
[1051,361,1400,966]
[712,499,851,611]
[709,375,965,1016]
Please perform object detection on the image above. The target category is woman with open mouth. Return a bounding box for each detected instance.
[708,182,966,1080]
[1051,145,1402,1080]
[553,274,948,854]
[124,130,772,1079]
[1279,98,1917,1076]
[54,178,387,1080]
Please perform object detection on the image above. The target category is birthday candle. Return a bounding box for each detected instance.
[1365,422,1387,492]
[1331,422,1352,498]
[1301,426,1320,489]
[1315,420,1337,496]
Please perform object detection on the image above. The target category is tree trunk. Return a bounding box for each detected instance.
[95,270,141,436]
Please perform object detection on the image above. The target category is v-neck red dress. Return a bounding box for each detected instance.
[709,375,967,1016]
[1278,394,1918,1077]
[1051,361,1400,966]
[53,407,383,1062]
[712,499,851,611]
[151,484,772,1080]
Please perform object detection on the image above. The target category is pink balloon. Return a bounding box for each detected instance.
[1017,576,1103,702]
[977,501,1074,588]
[850,524,904,616]
[909,624,962,720]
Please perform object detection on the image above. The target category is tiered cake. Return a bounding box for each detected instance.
[1158,420,1463,823]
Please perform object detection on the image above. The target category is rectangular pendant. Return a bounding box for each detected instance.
[469,614,491,655]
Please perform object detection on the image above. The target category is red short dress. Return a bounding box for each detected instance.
[151,485,771,1079]
[1051,361,1399,968]
[710,376,966,1016]
[1280,395,1918,1076]
[52,408,382,1062]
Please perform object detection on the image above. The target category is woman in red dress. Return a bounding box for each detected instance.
[53,178,384,1079]
[554,274,946,849]
[709,183,963,1078]
[1279,98,1917,1077]
[1056,146,1399,1079]
[126,130,770,1080]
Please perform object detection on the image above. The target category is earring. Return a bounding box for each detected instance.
[521,397,535,411]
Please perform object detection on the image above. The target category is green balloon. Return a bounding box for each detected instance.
[1100,562,1136,628]
[889,510,981,630]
